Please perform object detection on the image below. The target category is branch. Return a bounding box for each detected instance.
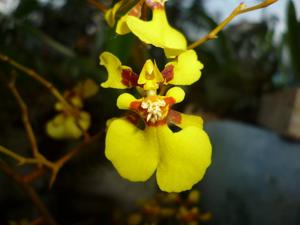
[55,131,103,168]
[0,145,38,165]
[0,145,59,185]
[8,76,41,160]
[188,0,278,49]
[87,0,108,13]
[0,160,59,225]
[22,131,103,185]
[0,54,77,117]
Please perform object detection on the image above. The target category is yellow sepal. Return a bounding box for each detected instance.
[126,9,187,58]
[116,15,131,35]
[104,1,122,27]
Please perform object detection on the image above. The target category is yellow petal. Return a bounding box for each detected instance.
[99,52,134,89]
[169,111,203,129]
[155,126,211,192]
[164,50,204,85]
[117,93,137,110]
[46,112,90,139]
[116,15,131,35]
[105,118,159,181]
[104,9,115,27]
[166,87,185,103]
[164,48,185,59]
[104,1,122,27]
[126,9,187,57]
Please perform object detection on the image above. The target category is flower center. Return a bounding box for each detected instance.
[141,98,166,123]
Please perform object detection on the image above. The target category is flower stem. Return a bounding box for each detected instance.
[86,0,108,13]
[8,75,41,161]
[188,0,278,49]
[0,53,77,117]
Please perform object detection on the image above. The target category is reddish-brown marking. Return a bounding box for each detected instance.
[121,69,139,87]
[129,100,142,111]
[146,118,168,127]
[164,96,176,106]
[128,97,177,127]
[128,2,142,17]
[168,110,182,125]
[162,65,174,83]
[145,0,165,9]
[126,113,141,125]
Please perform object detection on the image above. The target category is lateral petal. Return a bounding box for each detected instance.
[100,52,138,89]
[105,118,159,181]
[156,126,211,192]
[163,50,204,85]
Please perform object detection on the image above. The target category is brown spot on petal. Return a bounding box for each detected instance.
[162,65,174,83]
[126,112,141,125]
[168,110,182,125]
[121,69,139,87]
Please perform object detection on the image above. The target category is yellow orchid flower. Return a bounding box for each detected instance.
[46,79,98,140]
[99,51,211,192]
[126,0,187,58]
[104,0,142,35]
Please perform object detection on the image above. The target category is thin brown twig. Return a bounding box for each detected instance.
[0,145,38,165]
[0,144,60,185]
[0,54,90,142]
[8,75,41,160]
[188,0,278,49]
[55,131,103,168]
[0,54,77,117]
[0,160,59,225]
[87,0,108,13]
[21,131,103,184]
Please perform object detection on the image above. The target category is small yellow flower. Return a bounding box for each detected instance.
[100,52,211,192]
[46,79,98,140]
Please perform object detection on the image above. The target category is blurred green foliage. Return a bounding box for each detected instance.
[168,0,278,121]
[287,0,300,82]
